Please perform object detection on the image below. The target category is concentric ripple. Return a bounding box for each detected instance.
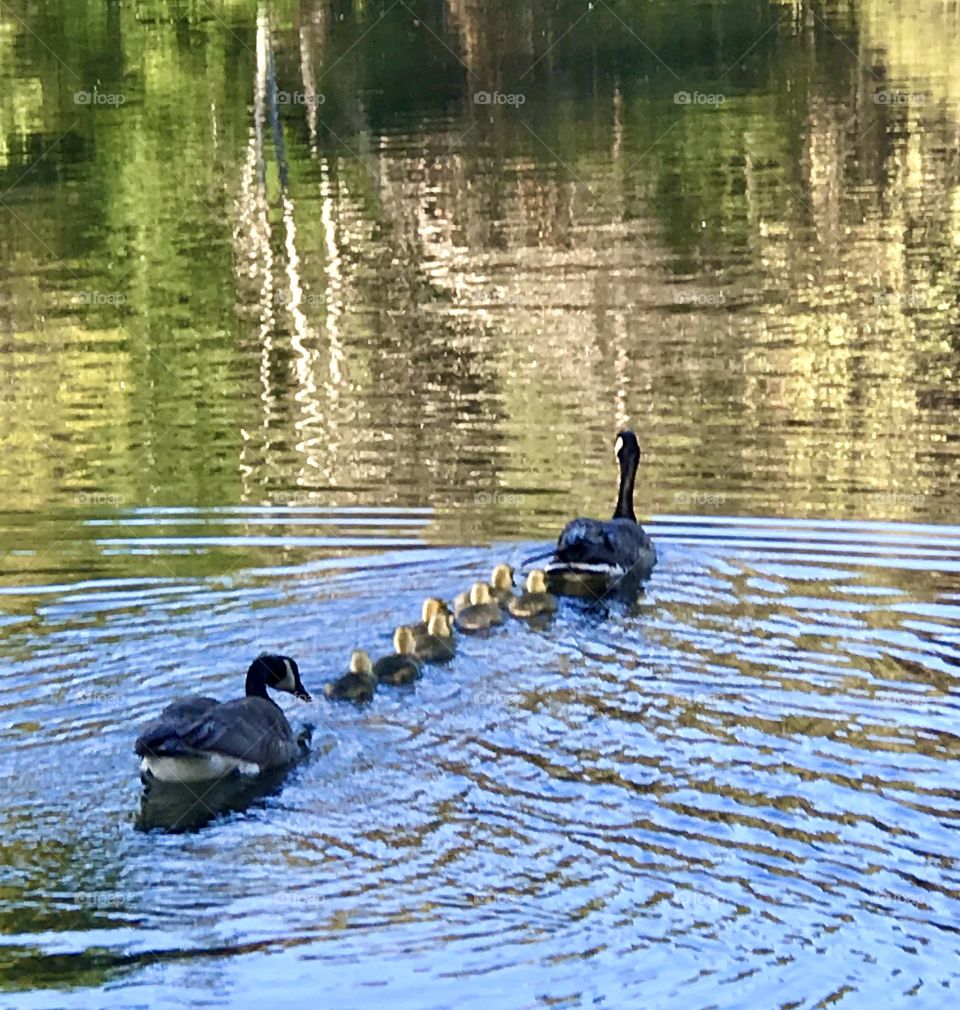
[1,512,958,1008]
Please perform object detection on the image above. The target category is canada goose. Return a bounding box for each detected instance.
[134,654,312,784]
[488,563,515,605]
[324,650,376,703]
[414,610,456,662]
[453,589,471,614]
[373,627,421,685]
[545,430,656,594]
[454,582,503,632]
[508,570,557,618]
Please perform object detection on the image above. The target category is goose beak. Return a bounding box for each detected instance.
[295,688,313,702]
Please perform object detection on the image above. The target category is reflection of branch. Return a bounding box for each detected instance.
[233,5,329,495]
[297,3,327,150]
[233,8,276,499]
[254,9,275,429]
[266,39,290,192]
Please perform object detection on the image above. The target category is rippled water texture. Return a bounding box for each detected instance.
[1,1,959,1008]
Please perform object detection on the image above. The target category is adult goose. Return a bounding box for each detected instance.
[545,430,656,595]
[135,654,312,783]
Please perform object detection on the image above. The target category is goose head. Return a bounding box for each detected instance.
[526,569,548,594]
[614,430,640,469]
[469,581,492,606]
[490,564,514,592]
[248,654,312,702]
[393,626,417,656]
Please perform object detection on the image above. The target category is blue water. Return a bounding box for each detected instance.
[2,512,959,1008]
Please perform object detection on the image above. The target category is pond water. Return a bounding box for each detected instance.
[1,1,959,1008]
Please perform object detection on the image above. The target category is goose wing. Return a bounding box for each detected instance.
[136,696,297,769]
[134,695,220,757]
[554,517,654,572]
[178,697,298,769]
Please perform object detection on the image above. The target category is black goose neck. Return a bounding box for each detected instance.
[613,451,638,522]
[245,659,272,699]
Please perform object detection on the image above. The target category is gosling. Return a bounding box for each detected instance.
[324,650,376,703]
[373,627,421,686]
[414,610,456,662]
[412,597,450,639]
[507,569,557,619]
[488,563,515,605]
[454,582,503,632]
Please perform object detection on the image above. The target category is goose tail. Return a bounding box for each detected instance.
[134,723,197,759]
[520,547,556,568]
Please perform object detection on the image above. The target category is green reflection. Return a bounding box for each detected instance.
[0,0,956,581]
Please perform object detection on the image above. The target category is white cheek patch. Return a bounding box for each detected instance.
[279,658,297,692]
[614,436,623,462]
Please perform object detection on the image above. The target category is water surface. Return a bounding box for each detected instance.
[1,1,959,1007]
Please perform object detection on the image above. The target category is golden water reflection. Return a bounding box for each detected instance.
[0,0,957,562]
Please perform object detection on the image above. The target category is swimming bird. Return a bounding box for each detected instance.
[507,570,557,618]
[373,627,421,685]
[134,654,312,784]
[324,650,377,703]
[488,563,515,605]
[453,588,471,614]
[545,430,656,595]
[454,582,503,632]
[411,598,450,640]
[413,610,456,662]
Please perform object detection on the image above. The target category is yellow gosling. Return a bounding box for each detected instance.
[455,582,504,632]
[489,563,515,604]
[508,569,557,619]
[414,611,456,662]
[324,649,376,703]
[373,627,421,686]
